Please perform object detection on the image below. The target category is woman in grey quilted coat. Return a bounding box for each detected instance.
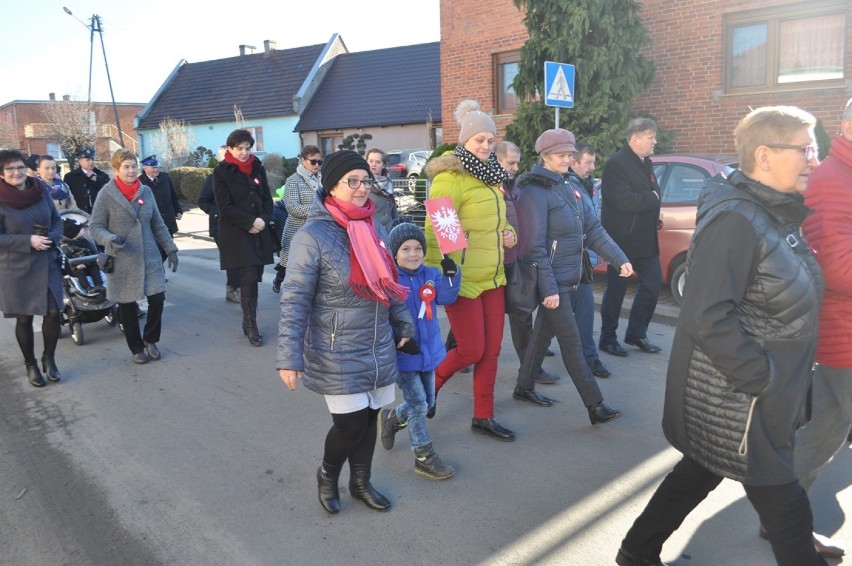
[89,149,178,365]
[616,107,826,566]
[0,149,64,387]
[275,145,322,283]
[277,150,414,515]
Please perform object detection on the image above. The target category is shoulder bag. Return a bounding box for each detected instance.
[505,261,540,316]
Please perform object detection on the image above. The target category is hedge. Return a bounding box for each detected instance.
[169,167,212,204]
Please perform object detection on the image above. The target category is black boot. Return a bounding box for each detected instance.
[26,362,46,388]
[378,408,406,450]
[240,296,262,347]
[349,462,391,511]
[317,462,341,514]
[41,353,61,382]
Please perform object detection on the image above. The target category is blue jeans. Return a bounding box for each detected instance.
[394,370,435,449]
[569,283,598,364]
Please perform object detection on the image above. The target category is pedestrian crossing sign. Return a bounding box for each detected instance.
[544,61,575,109]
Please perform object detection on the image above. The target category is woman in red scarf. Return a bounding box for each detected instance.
[0,149,64,386]
[89,149,178,364]
[213,129,275,346]
[277,150,415,515]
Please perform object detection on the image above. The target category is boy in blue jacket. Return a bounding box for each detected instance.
[379,221,461,480]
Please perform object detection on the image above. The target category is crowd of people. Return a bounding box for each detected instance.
[1,98,848,563]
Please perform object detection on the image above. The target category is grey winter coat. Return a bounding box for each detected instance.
[278,167,321,268]
[276,190,415,396]
[515,166,628,296]
[662,171,824,486]
[368,174,398,234]
[0,184,64,316]
[89,181,177,304]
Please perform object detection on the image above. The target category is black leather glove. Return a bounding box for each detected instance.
[441,257,458,278]
[398,339,420,355]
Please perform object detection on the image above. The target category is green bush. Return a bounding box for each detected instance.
[170,166,212,204]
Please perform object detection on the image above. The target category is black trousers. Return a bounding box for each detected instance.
[600,255,662,345]
[620,455,827,566]
[118,292,165,354]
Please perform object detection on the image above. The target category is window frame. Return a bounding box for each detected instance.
[494,50,521,114]
[723,0,847,94]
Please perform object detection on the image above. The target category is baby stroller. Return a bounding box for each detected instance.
[58,209,119,345]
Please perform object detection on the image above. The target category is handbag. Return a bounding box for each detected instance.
[580,249,594,284]
[97,252,114,273]
[504,261,540,316]
[267,221,282,253]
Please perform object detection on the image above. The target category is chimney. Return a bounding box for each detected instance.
[239,44,256,56]
[63,94,70,102]
[263,40,276,52]
[49,93,56,101]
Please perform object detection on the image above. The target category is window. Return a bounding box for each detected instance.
[495,51,520,114]
[658,163,711,205]
[245,126,264,152]
[725,1,846,92]
[319,134,342,157]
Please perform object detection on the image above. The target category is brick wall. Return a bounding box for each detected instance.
[441,0,851,153]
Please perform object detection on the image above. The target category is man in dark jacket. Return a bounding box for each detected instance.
[599,118,662,356]
[139,155,182,234]
[615,106,826,566]
[64,147,109,213]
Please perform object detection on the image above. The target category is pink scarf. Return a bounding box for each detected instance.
[324,196,408,307]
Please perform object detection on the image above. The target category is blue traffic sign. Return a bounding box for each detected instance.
[544,61,575,109]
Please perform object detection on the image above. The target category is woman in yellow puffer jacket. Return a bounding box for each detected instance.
[423,99,518,442]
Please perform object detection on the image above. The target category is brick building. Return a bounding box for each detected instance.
[0,95,143,164]
[439,0,851,153]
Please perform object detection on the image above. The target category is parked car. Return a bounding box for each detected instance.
[386,149,431,179]
[596,154,737,305]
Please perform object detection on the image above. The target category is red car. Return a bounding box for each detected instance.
[596,154,737,304]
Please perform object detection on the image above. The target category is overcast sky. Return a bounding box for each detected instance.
[0,0,441,105]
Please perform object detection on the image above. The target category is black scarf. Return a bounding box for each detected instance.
[454,146,508,186]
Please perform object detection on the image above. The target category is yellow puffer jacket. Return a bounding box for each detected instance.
[423,153,515,299]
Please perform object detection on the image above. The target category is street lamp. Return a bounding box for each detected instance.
[62,7,125,148]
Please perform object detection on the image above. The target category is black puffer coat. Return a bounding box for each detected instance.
[276,190,415,395]
[663,171,824,485]
[515,165,628,296]
[212,158,274,269]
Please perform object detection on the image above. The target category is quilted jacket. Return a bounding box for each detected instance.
[662,171,823,485]
[276,190,415,395]
[423,153,515,299]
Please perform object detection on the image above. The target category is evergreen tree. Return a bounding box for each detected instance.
[507,0,655,169]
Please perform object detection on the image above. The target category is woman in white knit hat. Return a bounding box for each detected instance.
[422,99,518,442]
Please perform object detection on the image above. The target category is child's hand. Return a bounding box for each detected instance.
[441,257,458,278]
[398,338,420,355]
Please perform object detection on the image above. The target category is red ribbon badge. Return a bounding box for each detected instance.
[137,198,144,205]
[573,189,581,200]
[418,282,436,320]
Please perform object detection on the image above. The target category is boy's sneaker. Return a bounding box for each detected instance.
[379,408,406,450]
[414,443,455,480]
[272,277,282,293]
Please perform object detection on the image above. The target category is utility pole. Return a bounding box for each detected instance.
[63,8,125,149]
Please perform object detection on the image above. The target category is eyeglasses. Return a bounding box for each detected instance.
[3,165,27,173]
[765,144,818,161]
[338,177,375,190]
[307,158,324,166]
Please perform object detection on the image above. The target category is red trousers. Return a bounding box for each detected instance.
[436,287,506,419]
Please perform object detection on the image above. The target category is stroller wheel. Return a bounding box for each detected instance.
[105,305,118,326]
[71,321,85,345]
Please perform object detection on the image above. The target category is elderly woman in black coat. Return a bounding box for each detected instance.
[615,107,825,566]
[213,129,275,347]
[0,149,64,387]
[277,150,414,515]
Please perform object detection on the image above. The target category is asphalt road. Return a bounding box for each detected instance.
[0,231,848,565]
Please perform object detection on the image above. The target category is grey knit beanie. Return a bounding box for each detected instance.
[388,222,427,260]
[455,99,496,145]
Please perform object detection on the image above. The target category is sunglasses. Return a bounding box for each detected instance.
[307,158,324,166]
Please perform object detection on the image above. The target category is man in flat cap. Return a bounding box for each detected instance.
[139,155,182,241]
[64,147,109,213]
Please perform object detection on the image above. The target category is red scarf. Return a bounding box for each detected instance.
[115,177,140,202]
[0,176,44,209]
[224,151,256,176]
[324,196,408,307]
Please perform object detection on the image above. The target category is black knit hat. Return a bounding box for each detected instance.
[320,150,371,196]
[388,221,426,260]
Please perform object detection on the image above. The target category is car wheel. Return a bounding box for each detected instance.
[670,262,687,305]
[71,321,84,346]
[105,305,118,326]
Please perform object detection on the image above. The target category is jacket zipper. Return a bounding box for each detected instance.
[330,312,338,351]
[460,231,470,264]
